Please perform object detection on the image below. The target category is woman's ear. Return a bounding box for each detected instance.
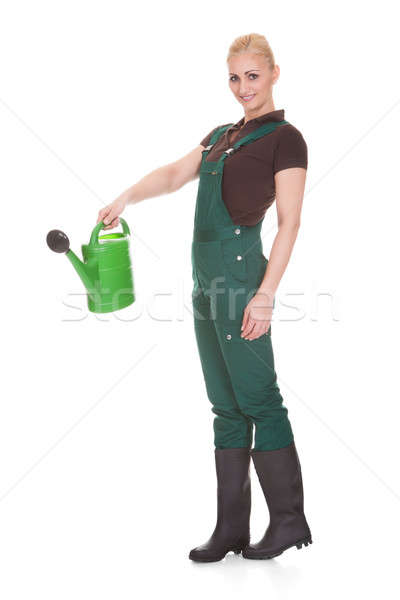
[272,64,280,85]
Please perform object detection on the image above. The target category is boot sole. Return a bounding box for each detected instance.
[242,536,313,560]
[189,545,246,562]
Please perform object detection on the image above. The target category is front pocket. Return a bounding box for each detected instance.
[220,237,248,283]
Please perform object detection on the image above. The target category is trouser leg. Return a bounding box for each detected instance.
[214,316,294,452]
[192,292,253,449]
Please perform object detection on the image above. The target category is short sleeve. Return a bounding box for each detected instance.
[273,126,308,174]
[200,126,220,148]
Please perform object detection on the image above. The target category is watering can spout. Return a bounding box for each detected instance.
[65,249,96,296]
[46,230,96,298]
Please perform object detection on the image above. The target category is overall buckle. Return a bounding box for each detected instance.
[224,146,241,156]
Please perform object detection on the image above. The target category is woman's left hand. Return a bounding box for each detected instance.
[241,291,274,340]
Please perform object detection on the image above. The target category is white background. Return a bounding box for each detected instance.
[1,0,399,597]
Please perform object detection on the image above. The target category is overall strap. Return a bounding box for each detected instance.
[223,120,288,157]
[203,124,233,152]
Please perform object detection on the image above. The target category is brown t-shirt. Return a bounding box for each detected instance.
[199,109,307,226]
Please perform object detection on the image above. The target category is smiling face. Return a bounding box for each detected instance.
[228,52,280,118]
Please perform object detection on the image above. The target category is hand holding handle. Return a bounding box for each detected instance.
[89,218,131,247]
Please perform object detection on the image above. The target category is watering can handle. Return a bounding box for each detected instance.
[89,217,131,247]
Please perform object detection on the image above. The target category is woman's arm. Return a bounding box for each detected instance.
[97,145,205,229]
[241,167,307,340]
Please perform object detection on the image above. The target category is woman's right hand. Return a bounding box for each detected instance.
[96,189,131,230]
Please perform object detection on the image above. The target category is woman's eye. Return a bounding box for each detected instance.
[229,73,258,82]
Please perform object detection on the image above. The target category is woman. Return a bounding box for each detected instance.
[97,33,312,562]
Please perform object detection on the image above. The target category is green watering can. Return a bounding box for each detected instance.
[46,218,135,313]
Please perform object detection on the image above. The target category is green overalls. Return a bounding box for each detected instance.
[191,120,295,452]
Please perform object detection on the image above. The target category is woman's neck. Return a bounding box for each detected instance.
[243,101,275,124]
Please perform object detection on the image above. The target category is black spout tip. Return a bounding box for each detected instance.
[47,230,70,253]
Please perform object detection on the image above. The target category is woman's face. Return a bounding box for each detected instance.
[228,52,279,113]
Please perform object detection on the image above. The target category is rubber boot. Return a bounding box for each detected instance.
[242,441,312,559]
[189,447,251,562]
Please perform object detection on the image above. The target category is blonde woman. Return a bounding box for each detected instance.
[97,33,312,562]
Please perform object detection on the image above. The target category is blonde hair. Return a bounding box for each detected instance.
[227,33,275,69]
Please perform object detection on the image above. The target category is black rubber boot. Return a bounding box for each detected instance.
[189,447,251,562]
[242,441,312,559]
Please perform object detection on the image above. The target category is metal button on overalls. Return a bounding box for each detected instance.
[191,120,294,452]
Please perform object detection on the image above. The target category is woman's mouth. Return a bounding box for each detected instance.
[240,94,256,102]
